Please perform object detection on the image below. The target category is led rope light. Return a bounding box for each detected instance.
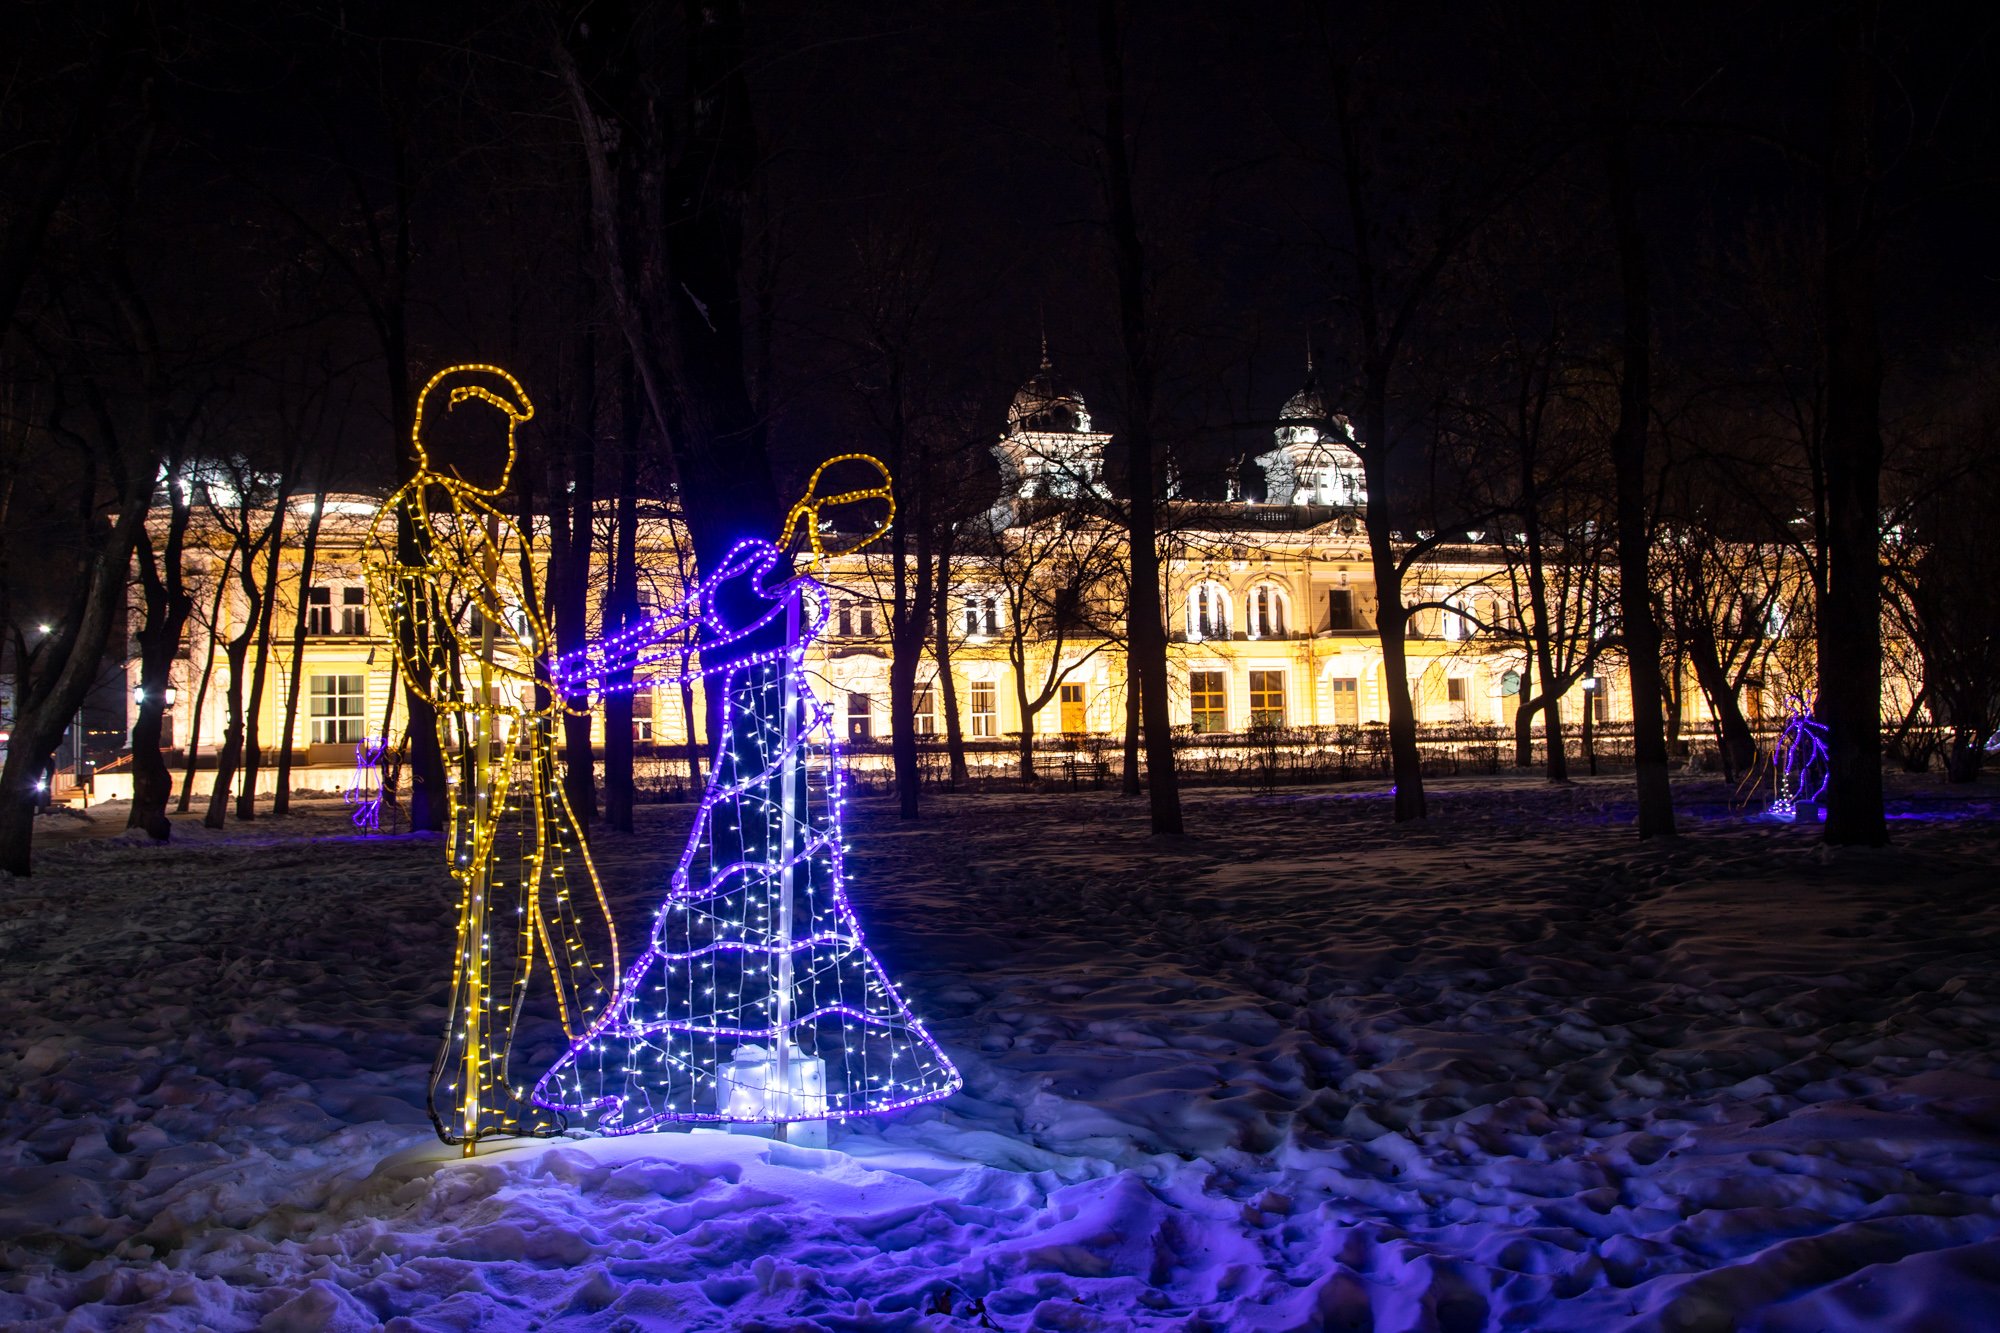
[535,456,960,1138]
[363,364,621,1156]
[1772,691,1830,822]
[345,735,390,832]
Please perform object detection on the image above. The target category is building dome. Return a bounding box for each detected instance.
[1279,351,1328,424]
[1279,378,1327,424]
[1007,346,1092,435]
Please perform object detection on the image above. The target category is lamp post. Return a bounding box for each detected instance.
[1581,675,1599,777]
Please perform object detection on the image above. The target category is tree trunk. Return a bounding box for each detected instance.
[601,376,640,833]
[1685,612,1756,780]
[1095,0,1181,835]
[932,531,969,788]
[1015,673,1037,782]
[1946,730,1987,784]
[204,586,254,829]
[129,493,195,838]
[557,330,599,827]
[177,562,229,814]
[886,415,936,820]
[1365,456,1425,818]
[1544,696,1570,784]
[1605,132,1675,838]
[1512,656,1535,768]
[236,493,290,820]
[272,491,325,816]
[1819,4,1888,846]
[1121,670,1142,795]
[0,499,148,875]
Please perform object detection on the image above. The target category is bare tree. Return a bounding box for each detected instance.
[986,507,1123,780]
[1077,0,1183,834]
[201,460,284,829]
[0,369,154,874]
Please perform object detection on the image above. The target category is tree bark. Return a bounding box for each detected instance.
[129,487,195,838]
[1512,656,1535,769]
[1095,0,1181,834]
[177,561,229,813]
[601,371,641,833]
[235,490,290,820]
[272,490,326,816]
[556,329,599,827]
[1605,132,1676,837]
[1819,4,1888,845]
[1121,670,1142,795]
[1684,610,1756,780]
[205,518,262,829]
[932,531,970,789]
[1015,671,1038,782]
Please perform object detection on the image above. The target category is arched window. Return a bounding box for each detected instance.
[1186,581,1231,642]
[1247,584,1289,639]
[961,591,1001,637]
[1442,596,1467,642]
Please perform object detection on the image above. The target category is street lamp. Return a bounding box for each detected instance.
[1580,675,1600,776]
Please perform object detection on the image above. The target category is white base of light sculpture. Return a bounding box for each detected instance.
[720,1044,829,1148]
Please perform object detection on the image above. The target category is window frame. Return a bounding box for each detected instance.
[968,680,998,738]
[1248,669,1286,728]
[1188,669,1227,733]
[1247,583,1289,640]
[1186,580,1232,642]
[308,673,367,745]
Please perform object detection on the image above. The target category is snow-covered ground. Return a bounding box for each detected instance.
[4,776,1999,1331]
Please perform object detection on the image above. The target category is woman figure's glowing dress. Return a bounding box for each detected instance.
[1773,691,1830,821]
[534,459,960,1137]
[364,365,620,1153]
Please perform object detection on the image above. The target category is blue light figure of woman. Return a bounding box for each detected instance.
[534,457,961,1143]
[1772,692,1830,821]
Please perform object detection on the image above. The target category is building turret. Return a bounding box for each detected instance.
[1254,349,1366,509]
[991,341,1112,525]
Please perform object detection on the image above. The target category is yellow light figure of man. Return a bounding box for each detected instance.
[364,364,620,1155]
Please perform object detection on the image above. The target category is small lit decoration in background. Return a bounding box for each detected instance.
[1771,692,1830,822]
[363,365,620,1156]
[345,735,391,832]
[535,456,961,1145]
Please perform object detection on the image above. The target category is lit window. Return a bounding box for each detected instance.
[913,686,937,736]
[1249,585,1287,639]
[1189,671,1227,733]
[1443,597,1470,642]
[969,681,997,738]
[309,675,366,744]
[340,586,369,635]
[1187,582,1230,641]
[963,594,1000,637]
[306,586,332,635]
[1249,671,1285,727]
